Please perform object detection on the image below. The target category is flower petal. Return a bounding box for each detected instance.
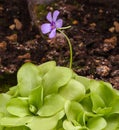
[56,19,63,28]
[41,23,51,34]
[46,12,52,22]
[53,10,60,22]
[49,29,56,38]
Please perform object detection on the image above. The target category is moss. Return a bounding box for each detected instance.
[35,4,47,20]
[34,0,59,21]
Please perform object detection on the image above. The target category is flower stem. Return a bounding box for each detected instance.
[57,29,73,69]
[58,26,71,30]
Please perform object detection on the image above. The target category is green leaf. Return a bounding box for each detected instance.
[104,114,119,130]
[65,101,85,125]
[87,117,107,130]
[63,120,82,130]
[53,128,64,130]
[7,98,30,117]
[0,113,4,130]
[0,113,4,118]
[89,80,115,106]
[74,74,91,91]
[37,94,65,117]
[4,126,30,130]
[53,120,64,130]
[29,85,43,110]
[59,79,85,101]
[90,93,105,113]
[0,94,11,115]
[114,89,119,96]
[38,61,56,77]
[109,96,119,114]
[26,111,64,130]
[80,95,92,112]
[95,107,112,116]
[0,116,33,127]
[17,62,42,97]
[7,86,19,97]
[0,126,4,130]
[43,66,72,96]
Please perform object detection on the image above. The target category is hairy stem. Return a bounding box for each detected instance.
[58,26,71,30]
[57,29,73,69]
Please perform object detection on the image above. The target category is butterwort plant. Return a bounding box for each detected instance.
[41,10,73,68]
[1,10,119,130]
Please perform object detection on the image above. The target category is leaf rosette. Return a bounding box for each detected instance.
[0,61,119,130]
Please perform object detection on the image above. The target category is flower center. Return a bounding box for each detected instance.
[51,22,56,30]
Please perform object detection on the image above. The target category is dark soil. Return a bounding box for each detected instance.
[0,0,119,92]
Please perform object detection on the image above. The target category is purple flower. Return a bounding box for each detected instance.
[41,10,63,38]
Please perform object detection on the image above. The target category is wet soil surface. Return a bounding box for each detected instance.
[0,0,119,91]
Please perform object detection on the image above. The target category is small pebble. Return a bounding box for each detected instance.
[6,34,18,42]
[72,20,79,25]
[0,41,7,50]
[113,21,119,32]
[18,53,31,59]
[108,27,115,33]
[14,18,23,30]
[96,65,110,77]
[99,9,103,14]
[9,24,15,30]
